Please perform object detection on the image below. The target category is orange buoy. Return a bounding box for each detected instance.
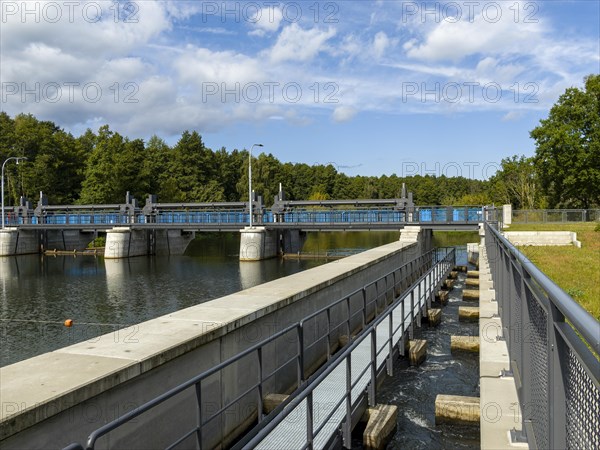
[64,319,73,327]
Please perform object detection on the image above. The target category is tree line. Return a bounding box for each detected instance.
[1,75,598,210]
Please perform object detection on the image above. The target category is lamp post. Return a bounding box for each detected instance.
[248,143,263,228]
[1,156,27,229]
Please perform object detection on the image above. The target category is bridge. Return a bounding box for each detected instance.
[1,222,597,450]
[0,188,496,259]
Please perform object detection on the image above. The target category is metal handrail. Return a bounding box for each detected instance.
[486,224,599,354]
[485,222,599,449]
[239,249,455,449]
[64,245,445,450]
[8,205,493,227]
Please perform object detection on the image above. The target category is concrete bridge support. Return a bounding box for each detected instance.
[239,226,278,261]
[0,228,38,256]
[105,227,150,259]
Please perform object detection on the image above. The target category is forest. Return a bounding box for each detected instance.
[1,75,598,210]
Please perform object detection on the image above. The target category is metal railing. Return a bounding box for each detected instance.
[5,205,496,228]
[484,223,599,449]
[237,248,455,449]
[64,247,453,450]
[512,209,600,223]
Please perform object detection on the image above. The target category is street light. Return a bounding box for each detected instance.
[1,156,27,229]
[248,143,263,228]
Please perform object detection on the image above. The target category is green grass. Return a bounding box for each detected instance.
[507,223,600,320]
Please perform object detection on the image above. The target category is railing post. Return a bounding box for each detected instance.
[327,307,332,361]
[306,391,314,449]
[362,287,367,328]
[343,353,352,448]
[297,325,305,385]
[399,298,406,356]
[409,290,415,339]
[387,311,394,376]
[548,304,568,448]
[195,382,203,450]
[369,329,377,406]
[257,347,263,424]
[416,282,422,327]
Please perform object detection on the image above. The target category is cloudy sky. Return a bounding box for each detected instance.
[1,1,598,178]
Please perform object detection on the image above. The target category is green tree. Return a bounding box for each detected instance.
[168,131,224,202]
[530,74,600,208]
[489,155,539,209]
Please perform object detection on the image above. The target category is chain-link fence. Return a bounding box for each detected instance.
[512,209,600,223]
[485,223,599,449]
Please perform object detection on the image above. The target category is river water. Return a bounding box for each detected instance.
[1,230,479,448]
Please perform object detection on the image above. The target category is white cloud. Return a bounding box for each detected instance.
[372,31,396,59]
[174,46,264,85]
[404,5,545,62]
[502,111,525,121]
[248,6,283,36]
[332,106,357,122]
[268,24,337,63]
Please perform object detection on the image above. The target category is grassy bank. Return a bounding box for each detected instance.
[507,223,600,320]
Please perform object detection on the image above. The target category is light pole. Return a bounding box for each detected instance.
[1,156,27,229]
[248,143,263,228]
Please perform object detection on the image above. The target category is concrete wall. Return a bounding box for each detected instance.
[0,231,432,450]
[502,231,581,247]
[0,229,38,257]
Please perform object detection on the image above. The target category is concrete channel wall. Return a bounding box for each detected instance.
[0,227,432,450]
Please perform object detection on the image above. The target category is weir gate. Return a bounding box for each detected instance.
[0,190,492,259]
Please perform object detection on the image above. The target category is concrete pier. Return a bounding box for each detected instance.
[104,227,149,258]
[462,289,480,301]
[363,405,398,450]
[409,339,427,365]
[458,306,479,322]
[427,308,442,326]
[467,242,479,266]
[435,395,480,424]
[0,228,38,256]
[450,335,479,353]
[239,226,278,261]
[435,290,449,305]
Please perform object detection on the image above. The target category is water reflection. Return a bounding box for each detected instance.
[1,234,324,366]
[1,231,478,366]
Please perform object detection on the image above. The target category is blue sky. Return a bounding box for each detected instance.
[1,1,598,178]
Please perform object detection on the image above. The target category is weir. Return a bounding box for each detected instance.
[0,190,492,260]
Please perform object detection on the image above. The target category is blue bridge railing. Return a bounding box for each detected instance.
[3,206,488,227]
